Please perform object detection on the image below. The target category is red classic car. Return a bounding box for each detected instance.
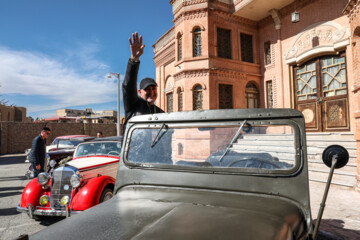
[17,136,122,220]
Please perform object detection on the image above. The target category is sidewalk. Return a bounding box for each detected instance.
[310,181,360,240]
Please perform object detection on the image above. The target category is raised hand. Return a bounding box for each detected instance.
[129,32,145,62]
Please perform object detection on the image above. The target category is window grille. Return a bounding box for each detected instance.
[178,35,182,61]
[245,83,259,108]
[193,85,203,110]
[167,93,173,112]
[266,81,273,108]
[241,33,254,63]
[264,41,271,65]
[178,88,183,112]
[217,28,232,59]
[219,84,233,109]
[193,28,202,57]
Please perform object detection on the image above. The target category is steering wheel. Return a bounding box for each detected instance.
[107,151,120,155]
[228,157,280,169]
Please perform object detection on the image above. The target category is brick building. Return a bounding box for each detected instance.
[0,104,28,122]
[153,0,360,189]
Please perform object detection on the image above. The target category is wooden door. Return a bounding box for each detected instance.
[294,53,349,132]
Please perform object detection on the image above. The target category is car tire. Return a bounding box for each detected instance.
[100,188,113,203]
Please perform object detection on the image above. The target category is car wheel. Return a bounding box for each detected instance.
[100,188,113,203]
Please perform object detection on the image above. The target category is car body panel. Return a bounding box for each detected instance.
[71,175,115,211]
[31,186,307,240]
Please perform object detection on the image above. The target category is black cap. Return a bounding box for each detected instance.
[140,78,157,90]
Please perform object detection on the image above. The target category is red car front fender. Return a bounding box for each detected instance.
[71,176,115,211]
[20,178,51,208]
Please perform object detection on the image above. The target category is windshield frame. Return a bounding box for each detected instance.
[123,119,303,176]
[74,141,122,158]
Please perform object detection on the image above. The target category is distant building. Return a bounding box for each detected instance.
[53,108,120,124]
[0,105,28,122]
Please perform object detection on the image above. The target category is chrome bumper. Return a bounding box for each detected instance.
[17,204,81,217]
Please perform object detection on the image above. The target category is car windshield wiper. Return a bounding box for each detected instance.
[218,120,247,163]
[151,123,167,148]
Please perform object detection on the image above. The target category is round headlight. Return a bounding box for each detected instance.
[60,196,69,206]
[70,174,81,188]
[49,160,56,168]
[39,195,49,206]
[37,172,51,186]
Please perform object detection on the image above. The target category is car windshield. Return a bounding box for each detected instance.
[57,140,83,149]
[75,142,121,158]
[127,121,298,172]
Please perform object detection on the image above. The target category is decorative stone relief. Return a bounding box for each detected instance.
[284,21,350,60]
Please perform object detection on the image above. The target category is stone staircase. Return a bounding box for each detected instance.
[231,132,357,188]
[306,132,357,187]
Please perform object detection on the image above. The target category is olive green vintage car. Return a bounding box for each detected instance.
[27,109,348,240]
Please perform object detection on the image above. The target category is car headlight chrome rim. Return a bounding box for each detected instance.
[39,195,49,206]
[37,172,51,186]
[70,174,81,188]
[49,159,56,168]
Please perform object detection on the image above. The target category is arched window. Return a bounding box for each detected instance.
[177,87,183,112]
[245,83,259,108]
[193,85,203,110]
[193,28,202,57]
[177,34,183,61]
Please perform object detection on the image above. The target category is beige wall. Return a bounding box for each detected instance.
[0,105,27,122]
[0,122,118,154]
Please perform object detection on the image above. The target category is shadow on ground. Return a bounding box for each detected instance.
[315,219,360,240]
[0,207,21,216]
[0,155,26,165]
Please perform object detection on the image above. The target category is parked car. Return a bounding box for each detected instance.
[47,136,96,173]
[25,136,93,179]
[25,135,91,162]
[26,109,348,240]
[18,136,122,220]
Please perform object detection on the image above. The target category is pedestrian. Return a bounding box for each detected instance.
[97,131,103,138]
[122,32,164,127]
[28,127,51,178]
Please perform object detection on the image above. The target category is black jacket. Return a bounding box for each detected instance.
[28,135,46,165]
[122,59,164,126]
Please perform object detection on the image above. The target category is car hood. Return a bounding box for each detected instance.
[31,186,309,240]
[67,156,119,170]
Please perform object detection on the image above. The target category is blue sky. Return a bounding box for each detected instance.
[0,1,174,119]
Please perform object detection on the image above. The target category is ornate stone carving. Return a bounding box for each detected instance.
[284,21,350,60]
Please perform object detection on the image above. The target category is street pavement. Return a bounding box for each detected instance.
[0,154,359,239]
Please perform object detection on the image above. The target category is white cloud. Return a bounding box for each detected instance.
[0,45,124,114]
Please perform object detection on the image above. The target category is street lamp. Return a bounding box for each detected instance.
[107,72,121,136]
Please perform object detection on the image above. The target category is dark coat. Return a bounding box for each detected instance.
[122,59,164,126]
[28,135,46,165]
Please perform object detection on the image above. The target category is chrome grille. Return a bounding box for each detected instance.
[50,167,75,209]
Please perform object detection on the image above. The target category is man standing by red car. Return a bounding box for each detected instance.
[28,127,51,177]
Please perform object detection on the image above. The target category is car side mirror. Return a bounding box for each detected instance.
[313,145,349,240]
[322,144,349,169]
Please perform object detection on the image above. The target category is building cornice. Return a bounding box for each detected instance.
[173,8,209,25]
[210,9,257,28]
[173,68,255,81]
[343,0,359,22]
[154,42,176,67]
